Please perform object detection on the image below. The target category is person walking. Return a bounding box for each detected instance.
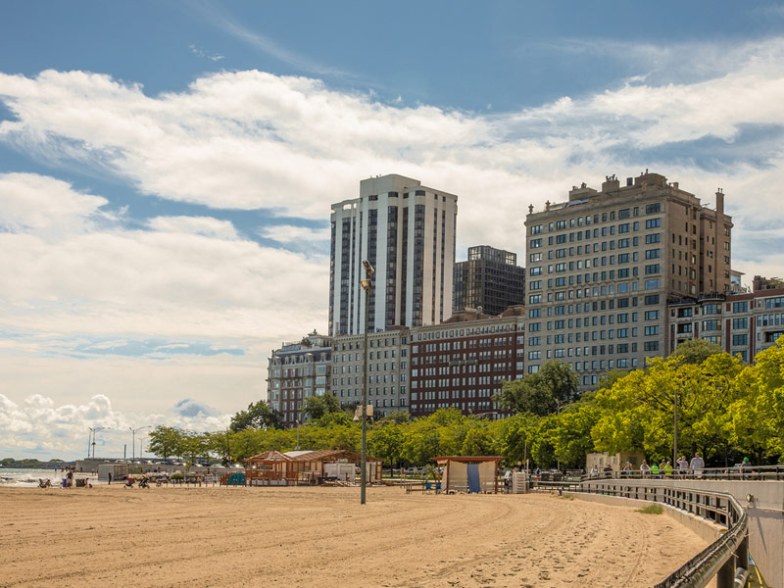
[690,452,705,478]
[739,456,752,480]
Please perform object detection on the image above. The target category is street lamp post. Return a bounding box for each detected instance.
[360,259,374,505]
[130,425,152,461]
[88,426,109,459]
[673,389,679,467]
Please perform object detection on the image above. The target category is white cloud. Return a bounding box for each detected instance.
[0,392,232,460]
[0,173,324,443]
[147,215,240,240]
[259,224,330,244]
[2,36,784,458]
[0,173,328,340]
[2,38,782,241]
[188,43,224,62]
[0,172,111,236]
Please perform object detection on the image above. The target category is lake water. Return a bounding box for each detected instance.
[0,468,98,488]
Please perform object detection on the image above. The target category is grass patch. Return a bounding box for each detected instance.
[637,504,663,515]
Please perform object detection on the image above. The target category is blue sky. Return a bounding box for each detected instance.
[2,1,784,459]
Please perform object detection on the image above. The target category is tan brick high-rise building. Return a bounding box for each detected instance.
[523,171,733,388]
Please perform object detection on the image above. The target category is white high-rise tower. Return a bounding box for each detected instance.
[329,174,458,336]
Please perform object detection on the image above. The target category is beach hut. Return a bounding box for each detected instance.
[244,449,382,486]
[98,462,129,482]
[435,456,503,494]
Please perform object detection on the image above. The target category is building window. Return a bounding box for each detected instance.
[732,334,748,346]
[732,317,748,330]
[764,297,784,309]
[732,301,748,313]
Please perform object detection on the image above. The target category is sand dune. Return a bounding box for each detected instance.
[0,485,708,587]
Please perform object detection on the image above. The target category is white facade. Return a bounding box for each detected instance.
[329,174,457,336]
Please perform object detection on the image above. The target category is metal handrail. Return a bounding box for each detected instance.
[656,490,747,587]
[582,464,784,482]
[576,481,749,588]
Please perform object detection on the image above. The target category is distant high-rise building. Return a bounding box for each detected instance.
[329,328,410,417]
[266,331,332,428]
[524,171,733,388]
[409,309,526,418]
[329,174,458,336]
[453,245,525,316]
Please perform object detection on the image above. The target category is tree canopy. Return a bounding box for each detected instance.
[229,400,281,432]
[146,340,784,470]
[495,360,578,415]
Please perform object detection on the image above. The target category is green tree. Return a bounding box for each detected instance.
[401,424,442,465]
[460,422,495,455]
[590,349,744,463]
[369,424,405,467]
[496,361,578,415]
[671,339,724,365]
[230,400,281,432]
[729,336,784,462]
[377,411,411,426]
[493,413,540,465]
[303,393,342,421]
[549,401,600,468]
[148,426,186,461]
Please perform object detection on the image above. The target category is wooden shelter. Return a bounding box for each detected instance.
[244,449,382,486]
[435,456,503,494]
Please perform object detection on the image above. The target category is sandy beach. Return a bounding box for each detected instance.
[0,485,709,587]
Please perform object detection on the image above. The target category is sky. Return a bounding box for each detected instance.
[1,1,784,460]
